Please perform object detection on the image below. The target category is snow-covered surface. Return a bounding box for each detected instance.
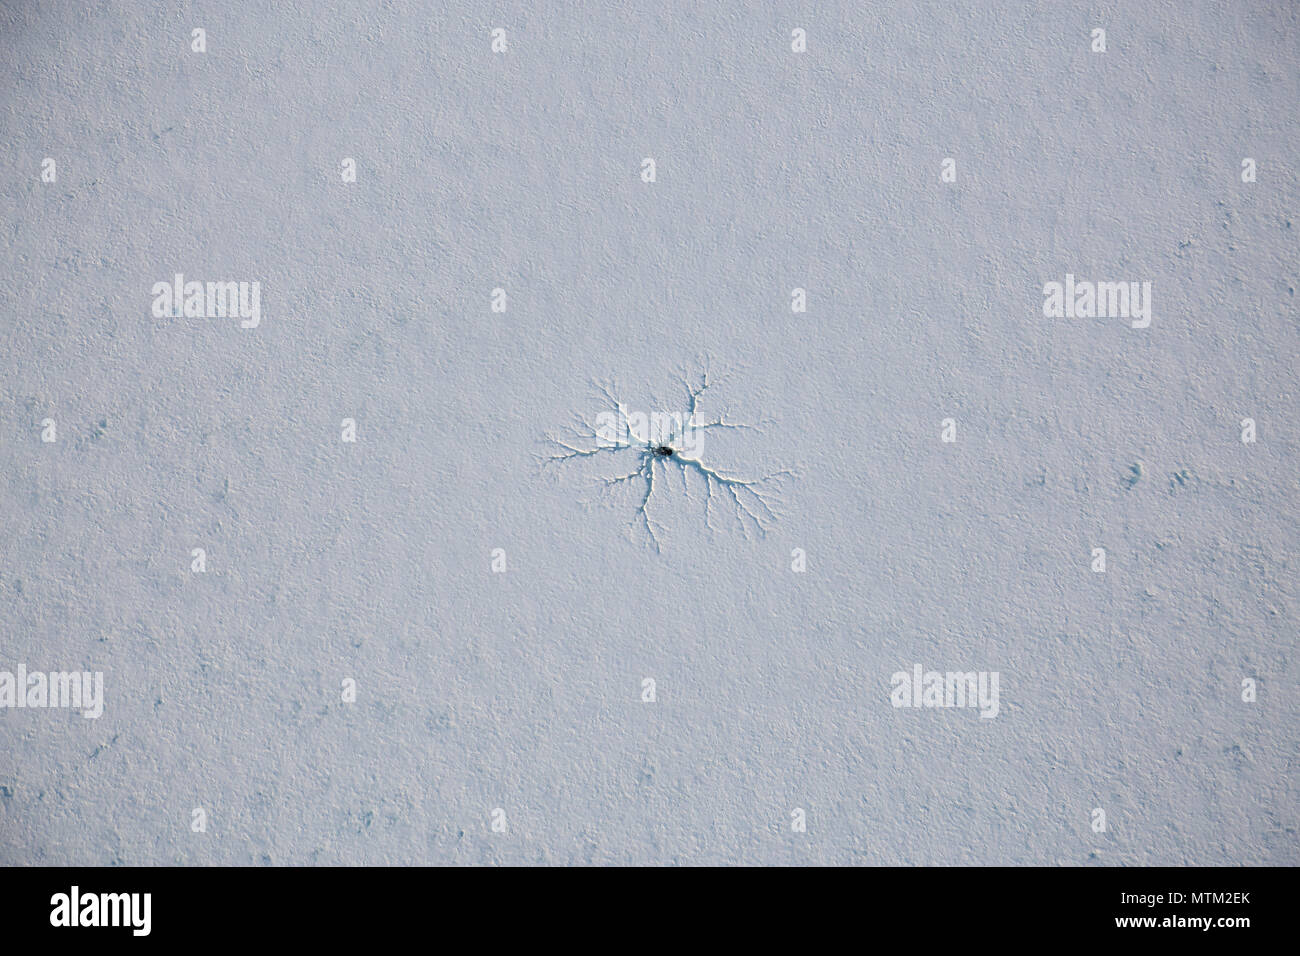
[1,1,1296,864]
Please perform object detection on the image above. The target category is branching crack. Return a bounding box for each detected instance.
[541,362,794,551]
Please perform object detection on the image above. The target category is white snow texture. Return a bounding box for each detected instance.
[0,1,1297,865]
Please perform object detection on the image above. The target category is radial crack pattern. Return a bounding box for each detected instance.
[541,364,794,551]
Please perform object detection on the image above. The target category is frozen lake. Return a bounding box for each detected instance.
[1,1,1296,865]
